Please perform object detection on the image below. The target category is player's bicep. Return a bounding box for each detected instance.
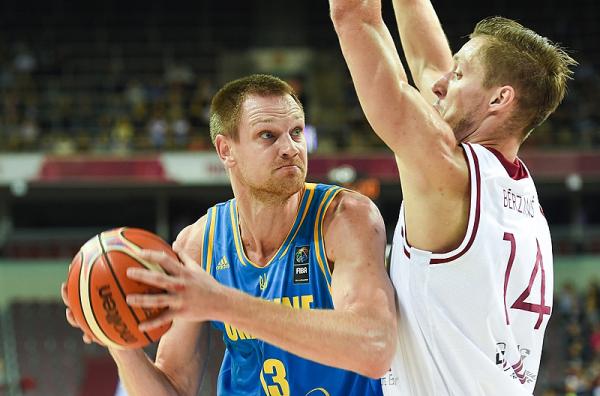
[325,193,394,315]
[396,135,468,196]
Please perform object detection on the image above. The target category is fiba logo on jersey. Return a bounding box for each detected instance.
[295,246,309,264]
[294,246,310,284]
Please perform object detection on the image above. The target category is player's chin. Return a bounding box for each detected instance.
[275,175,305,194]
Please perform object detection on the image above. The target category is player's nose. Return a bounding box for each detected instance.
[432,72,450,99]
[279,134,300,158]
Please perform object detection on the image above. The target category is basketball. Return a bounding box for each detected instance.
[65,227,177,349]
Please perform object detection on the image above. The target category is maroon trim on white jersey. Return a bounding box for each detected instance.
[485,146,529,181]
[400,143,482,264]
[511,357,527,384]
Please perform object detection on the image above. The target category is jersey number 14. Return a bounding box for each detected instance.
[503,232,551,329]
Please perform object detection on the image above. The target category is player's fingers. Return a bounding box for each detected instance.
[178,251,199,270]
[126,292,179,308]
[126,268,183,292]
[65,308,78,327]
[61,282,69,305]
[138,311,175,332]
[138,249,183,276]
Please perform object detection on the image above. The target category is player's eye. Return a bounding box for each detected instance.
[259,131,274,139]
[290,128,303,137]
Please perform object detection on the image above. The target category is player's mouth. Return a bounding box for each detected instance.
[275,164,304,172]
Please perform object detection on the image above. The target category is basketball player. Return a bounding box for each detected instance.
[62,74,397,395]
[330,0,576,394]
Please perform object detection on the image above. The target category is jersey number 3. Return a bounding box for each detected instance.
[503,232,551,329]
[260,358,290,396]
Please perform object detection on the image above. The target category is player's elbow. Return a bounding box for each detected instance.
[360,328,396,379]
[329,0,378,31]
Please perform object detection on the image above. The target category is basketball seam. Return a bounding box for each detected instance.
[73,251,97,341]
[118,227,167,343]
[100,231,154,345]
[88,234,121,346]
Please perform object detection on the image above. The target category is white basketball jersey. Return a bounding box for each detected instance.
[383,143,553,396]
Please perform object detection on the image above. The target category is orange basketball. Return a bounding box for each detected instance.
[66,227,177,349]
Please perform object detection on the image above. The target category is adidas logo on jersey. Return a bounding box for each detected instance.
[216,257,230,270]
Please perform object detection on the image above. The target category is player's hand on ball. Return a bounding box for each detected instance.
[61,282,105,346]
[126,249,223,330]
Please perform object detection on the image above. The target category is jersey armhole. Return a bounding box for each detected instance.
[314,186,344,290]
[401,143,482,265]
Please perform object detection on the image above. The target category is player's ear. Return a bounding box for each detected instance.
[489,85,515,113]
[215,134,235,168]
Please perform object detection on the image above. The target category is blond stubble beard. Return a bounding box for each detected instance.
[240,168,306,205]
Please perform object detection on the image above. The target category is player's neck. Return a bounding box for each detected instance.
[235,188,304,265]
[462,126,521,162]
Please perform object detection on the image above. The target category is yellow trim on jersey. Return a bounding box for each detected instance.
[230,184,313,269]
[313,187,342,295]
[229,201,247,266]
[306,388,331,396]
[278,184,316,258]
[204,206,217,275]
[318,188,343,282]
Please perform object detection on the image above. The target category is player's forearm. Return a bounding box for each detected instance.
[392,0,452,91]
[214,287,394,378]
[109,349,183,396]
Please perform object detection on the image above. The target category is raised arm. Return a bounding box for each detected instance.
[126,192,396,379]
[330,0,470,253]
[392,0,453,100]
[329,0,456,169]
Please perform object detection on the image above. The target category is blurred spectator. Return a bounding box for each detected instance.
[13,43,36,74]
[112,116,134,154]
[189,78,213,130]
[147,109,168,150]
[171,109,191,149]
[20,118,39,149]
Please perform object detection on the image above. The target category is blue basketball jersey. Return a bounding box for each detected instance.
[201,183,383,396]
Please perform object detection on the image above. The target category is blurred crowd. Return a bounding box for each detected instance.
[543,281,600,395]
[0,42,215,154]
[1,40,599,154]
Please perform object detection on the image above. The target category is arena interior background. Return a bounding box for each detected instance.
[0,0,599,394]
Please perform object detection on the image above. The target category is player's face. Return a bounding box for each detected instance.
[231,94,307,199]
[432,37,494,141]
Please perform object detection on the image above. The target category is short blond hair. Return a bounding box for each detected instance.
[470,17,577,137]
[209,74,303,145]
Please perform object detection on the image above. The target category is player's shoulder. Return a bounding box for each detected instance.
[325,189,383,228]
[172,214,208,259]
